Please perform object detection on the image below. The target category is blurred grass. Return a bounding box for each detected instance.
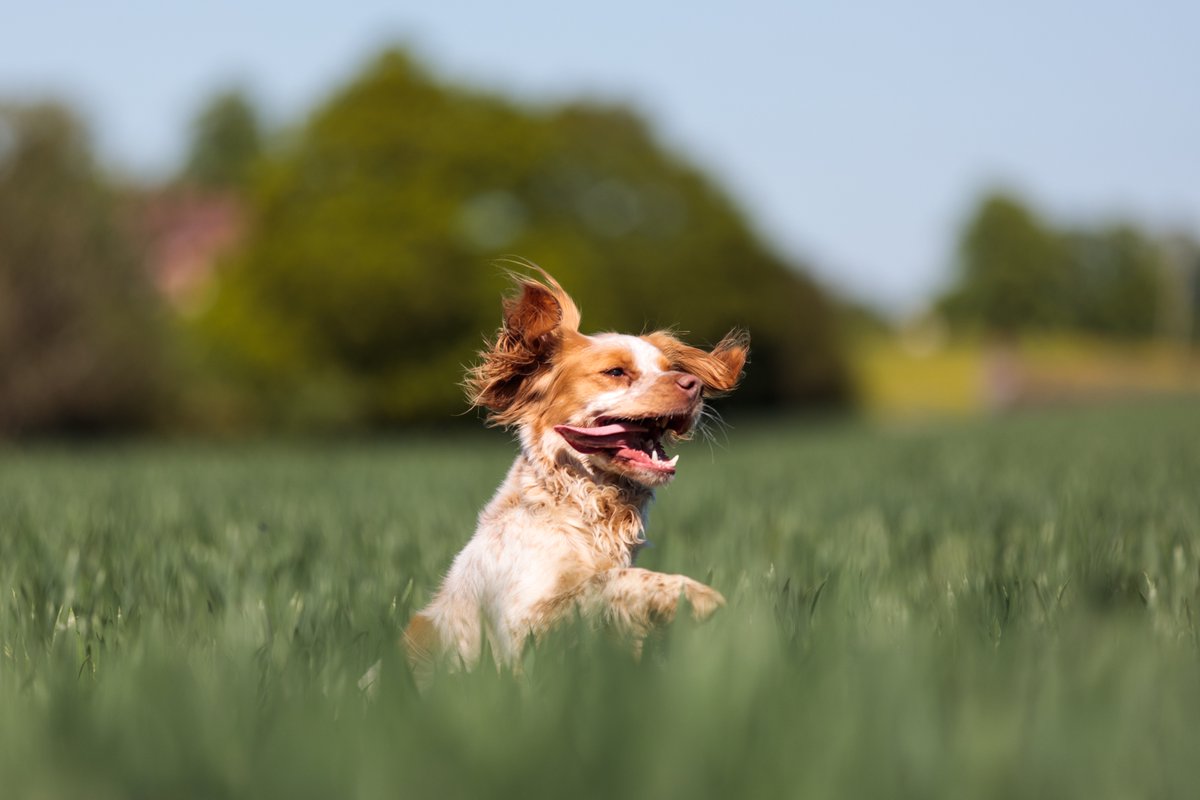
[2,401,1200,799]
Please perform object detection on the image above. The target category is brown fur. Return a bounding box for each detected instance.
[644,329,749,396]
[402,612,439,685]
[464,269,582,425]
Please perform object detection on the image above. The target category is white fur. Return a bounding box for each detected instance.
[582,334,669,421]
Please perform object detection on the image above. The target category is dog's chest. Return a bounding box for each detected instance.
[472,494,633,609]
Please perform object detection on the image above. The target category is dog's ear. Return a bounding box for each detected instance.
[646,329,749,397]
[465,270,581,423]
[501,272,580,351]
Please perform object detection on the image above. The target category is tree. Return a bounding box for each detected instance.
[940,191,1171,339]
[195,50,848,428]
[940,192,1071,333]
[1064,225,1165,338]
[0,103,167,434]
[183,89,263,190]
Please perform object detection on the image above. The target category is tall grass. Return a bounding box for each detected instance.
[2,401,1199,798]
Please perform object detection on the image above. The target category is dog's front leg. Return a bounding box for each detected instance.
[587,567,725,639]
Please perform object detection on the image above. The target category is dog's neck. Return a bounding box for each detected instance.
[514,446,653,564]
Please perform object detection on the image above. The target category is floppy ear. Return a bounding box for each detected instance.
[501,275,577,352]
[646,329,749,397]
[465,270,581,422]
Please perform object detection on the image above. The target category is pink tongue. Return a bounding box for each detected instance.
[555,422,648,453]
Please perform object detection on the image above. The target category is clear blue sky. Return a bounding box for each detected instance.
[3,0,1197,313]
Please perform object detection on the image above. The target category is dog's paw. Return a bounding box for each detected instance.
[681,579,726,621]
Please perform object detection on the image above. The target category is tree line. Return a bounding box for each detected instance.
[939,191,1198,341]
[1,48,1196,435]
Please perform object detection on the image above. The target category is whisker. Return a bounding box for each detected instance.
[692,404,733,460]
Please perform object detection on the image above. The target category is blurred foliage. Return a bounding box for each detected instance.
[183,89,264,191]
[8,50,1199,435]
[941,193,1072,332]
[1065,225,1164,338]
[939,190,1187,339]
[0,103,168,435]
[193,50,849,429]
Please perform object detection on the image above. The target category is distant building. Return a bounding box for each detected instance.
[130,188,243,309]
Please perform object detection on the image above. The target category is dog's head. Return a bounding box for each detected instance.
[466,270,748,487]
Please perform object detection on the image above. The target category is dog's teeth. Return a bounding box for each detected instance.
[665,455,679,467]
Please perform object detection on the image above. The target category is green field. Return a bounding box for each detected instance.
[2,401,1199,799]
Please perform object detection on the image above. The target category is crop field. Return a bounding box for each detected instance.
[2,400,1199,799]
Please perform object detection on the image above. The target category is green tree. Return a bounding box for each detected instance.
[941,190,1173,340]
[941,191,1072,332]
[183,89,263,190]
[196,50,848,428]
[1064,225,1165,338]
[0,103,167,434]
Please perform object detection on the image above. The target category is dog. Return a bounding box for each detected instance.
[404,269,747,680]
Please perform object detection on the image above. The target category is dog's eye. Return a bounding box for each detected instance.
[603,367,627,378]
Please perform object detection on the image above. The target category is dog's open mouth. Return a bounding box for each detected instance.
[554,414,692,474]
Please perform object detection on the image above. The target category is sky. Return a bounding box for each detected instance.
[2,0,1197,314]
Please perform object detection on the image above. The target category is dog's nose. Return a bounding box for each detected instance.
[676,373,701,399]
